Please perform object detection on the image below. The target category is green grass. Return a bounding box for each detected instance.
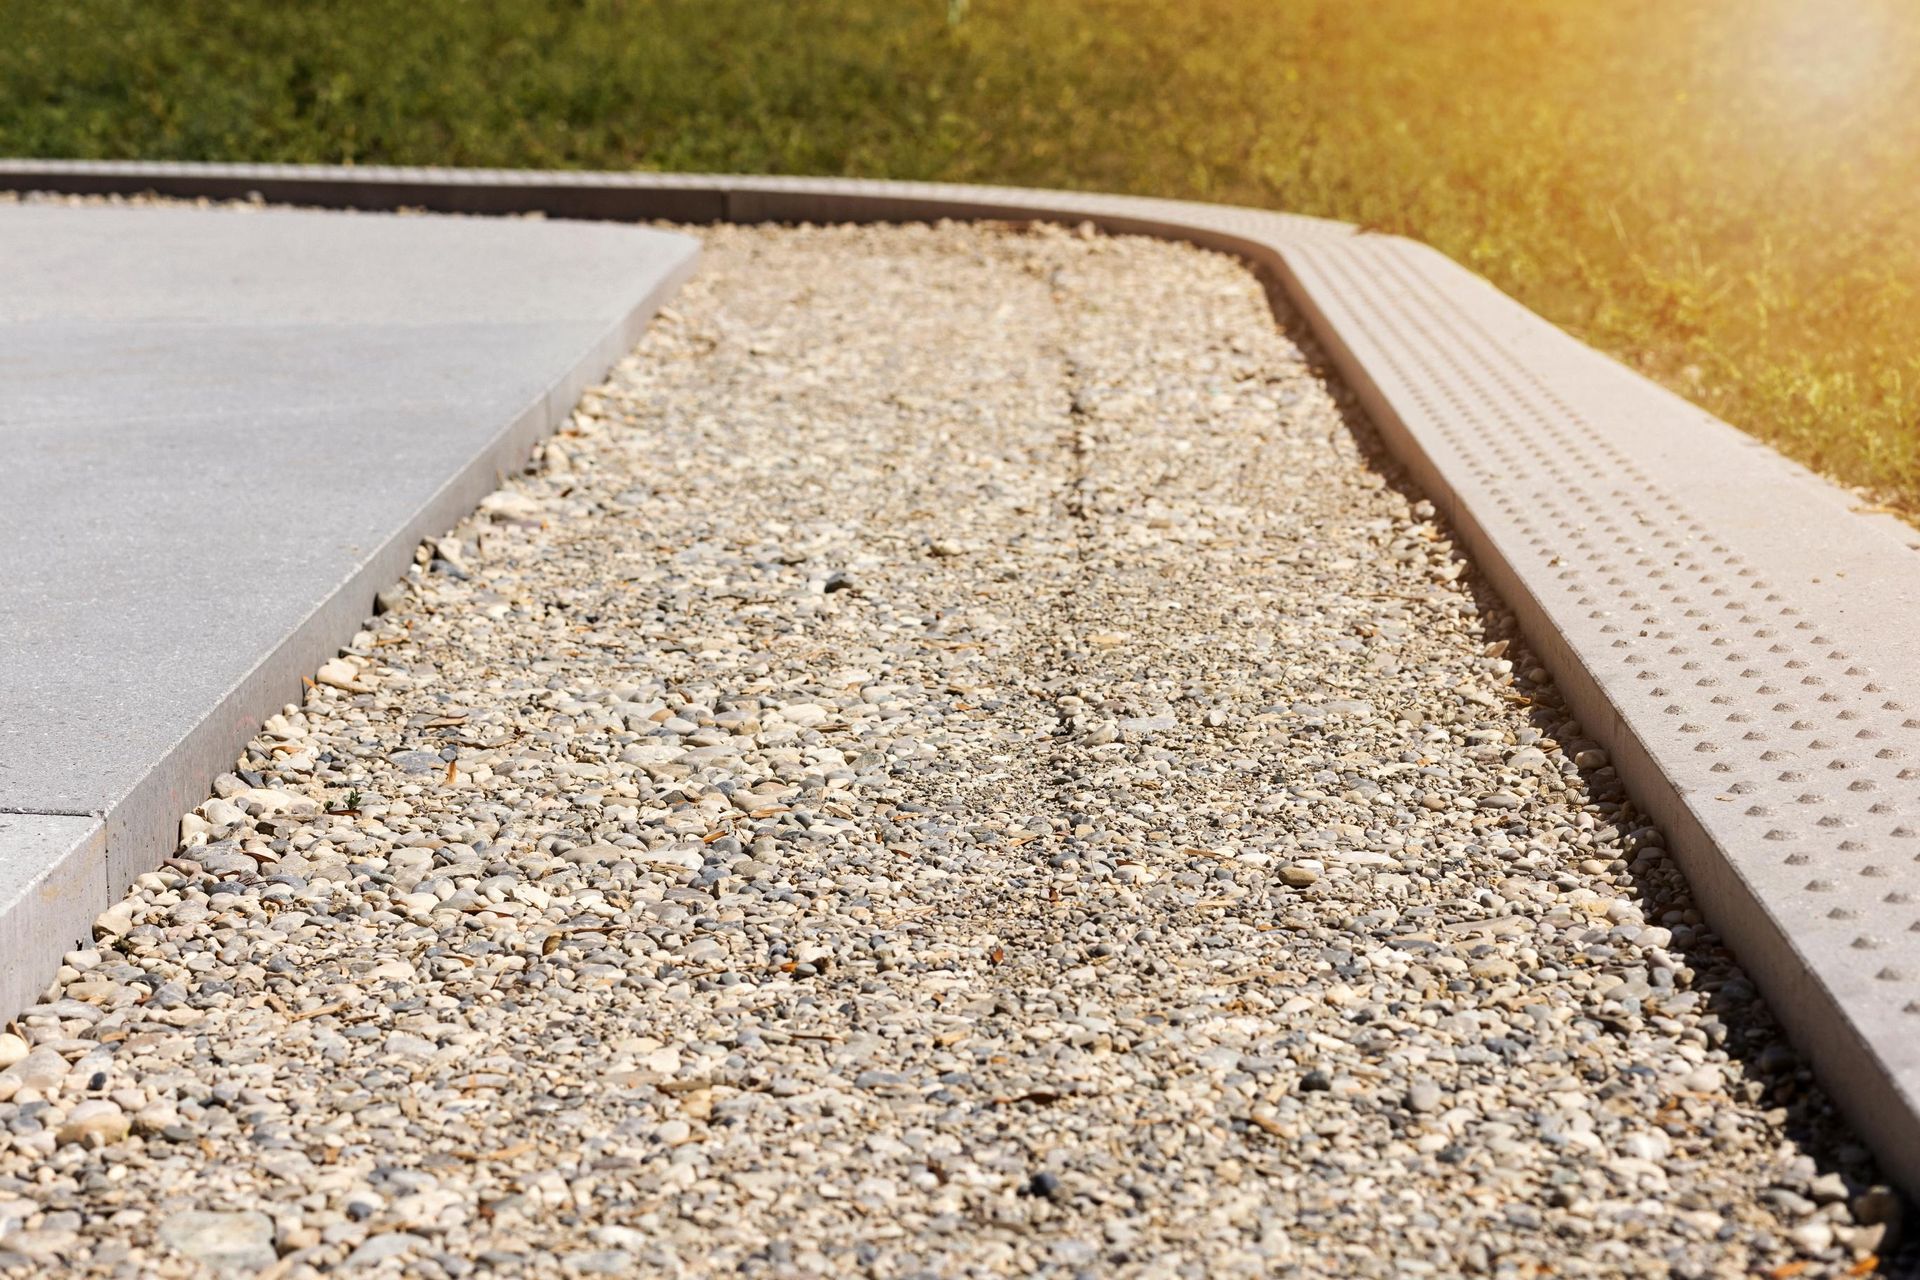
[5,0,1918,513]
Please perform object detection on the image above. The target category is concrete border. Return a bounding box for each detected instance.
[3,160,1918,1197]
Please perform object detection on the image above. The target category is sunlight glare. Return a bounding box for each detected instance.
[1746,0,1896,112]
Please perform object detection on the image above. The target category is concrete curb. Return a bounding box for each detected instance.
[3,160,1917,1196]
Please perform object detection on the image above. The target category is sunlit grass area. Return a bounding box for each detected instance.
[5,0,1916,512]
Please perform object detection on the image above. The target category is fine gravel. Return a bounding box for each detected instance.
[0,220,1903,1278]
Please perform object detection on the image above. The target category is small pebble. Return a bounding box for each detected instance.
[55,1100,129,1148]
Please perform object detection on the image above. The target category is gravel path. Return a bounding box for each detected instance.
[0,221,1900,1278]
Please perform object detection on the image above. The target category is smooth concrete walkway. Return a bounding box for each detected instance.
[0,201,698,1011]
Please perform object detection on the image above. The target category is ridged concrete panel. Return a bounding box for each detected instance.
[1,159,1916,1195]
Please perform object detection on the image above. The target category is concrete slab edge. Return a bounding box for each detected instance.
[0,180,700,1019]
[3,160,1915,1197]
[95,241,700,906]
[0,814,107,1015]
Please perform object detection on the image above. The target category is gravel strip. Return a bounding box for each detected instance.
[0,220,1902,1278]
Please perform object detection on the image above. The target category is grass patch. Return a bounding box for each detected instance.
[4,0,1917,512]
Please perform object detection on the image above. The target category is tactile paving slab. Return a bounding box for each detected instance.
[1276,235,1920,1194]
[0,194,699,1014]
[3,161,1917,1194]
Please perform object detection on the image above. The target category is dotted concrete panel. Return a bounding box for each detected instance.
[2,161,1916,1195]
[1273,235,1920,1193]
[0,197,700,1003]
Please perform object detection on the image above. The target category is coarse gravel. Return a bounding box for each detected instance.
[0,219,1904,1279]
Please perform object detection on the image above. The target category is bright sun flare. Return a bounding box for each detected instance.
[1748,0,1899,111]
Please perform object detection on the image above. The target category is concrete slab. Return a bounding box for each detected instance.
[0,200,698,989]
[0,814,105,1014]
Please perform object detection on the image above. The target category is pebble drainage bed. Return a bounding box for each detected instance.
[0,221,1901,1277]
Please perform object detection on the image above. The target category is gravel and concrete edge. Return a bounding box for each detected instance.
[0,193,700,1017]
[2,160,1917,1199]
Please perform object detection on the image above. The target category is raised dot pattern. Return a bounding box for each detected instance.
[1283,233,1920,1043]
